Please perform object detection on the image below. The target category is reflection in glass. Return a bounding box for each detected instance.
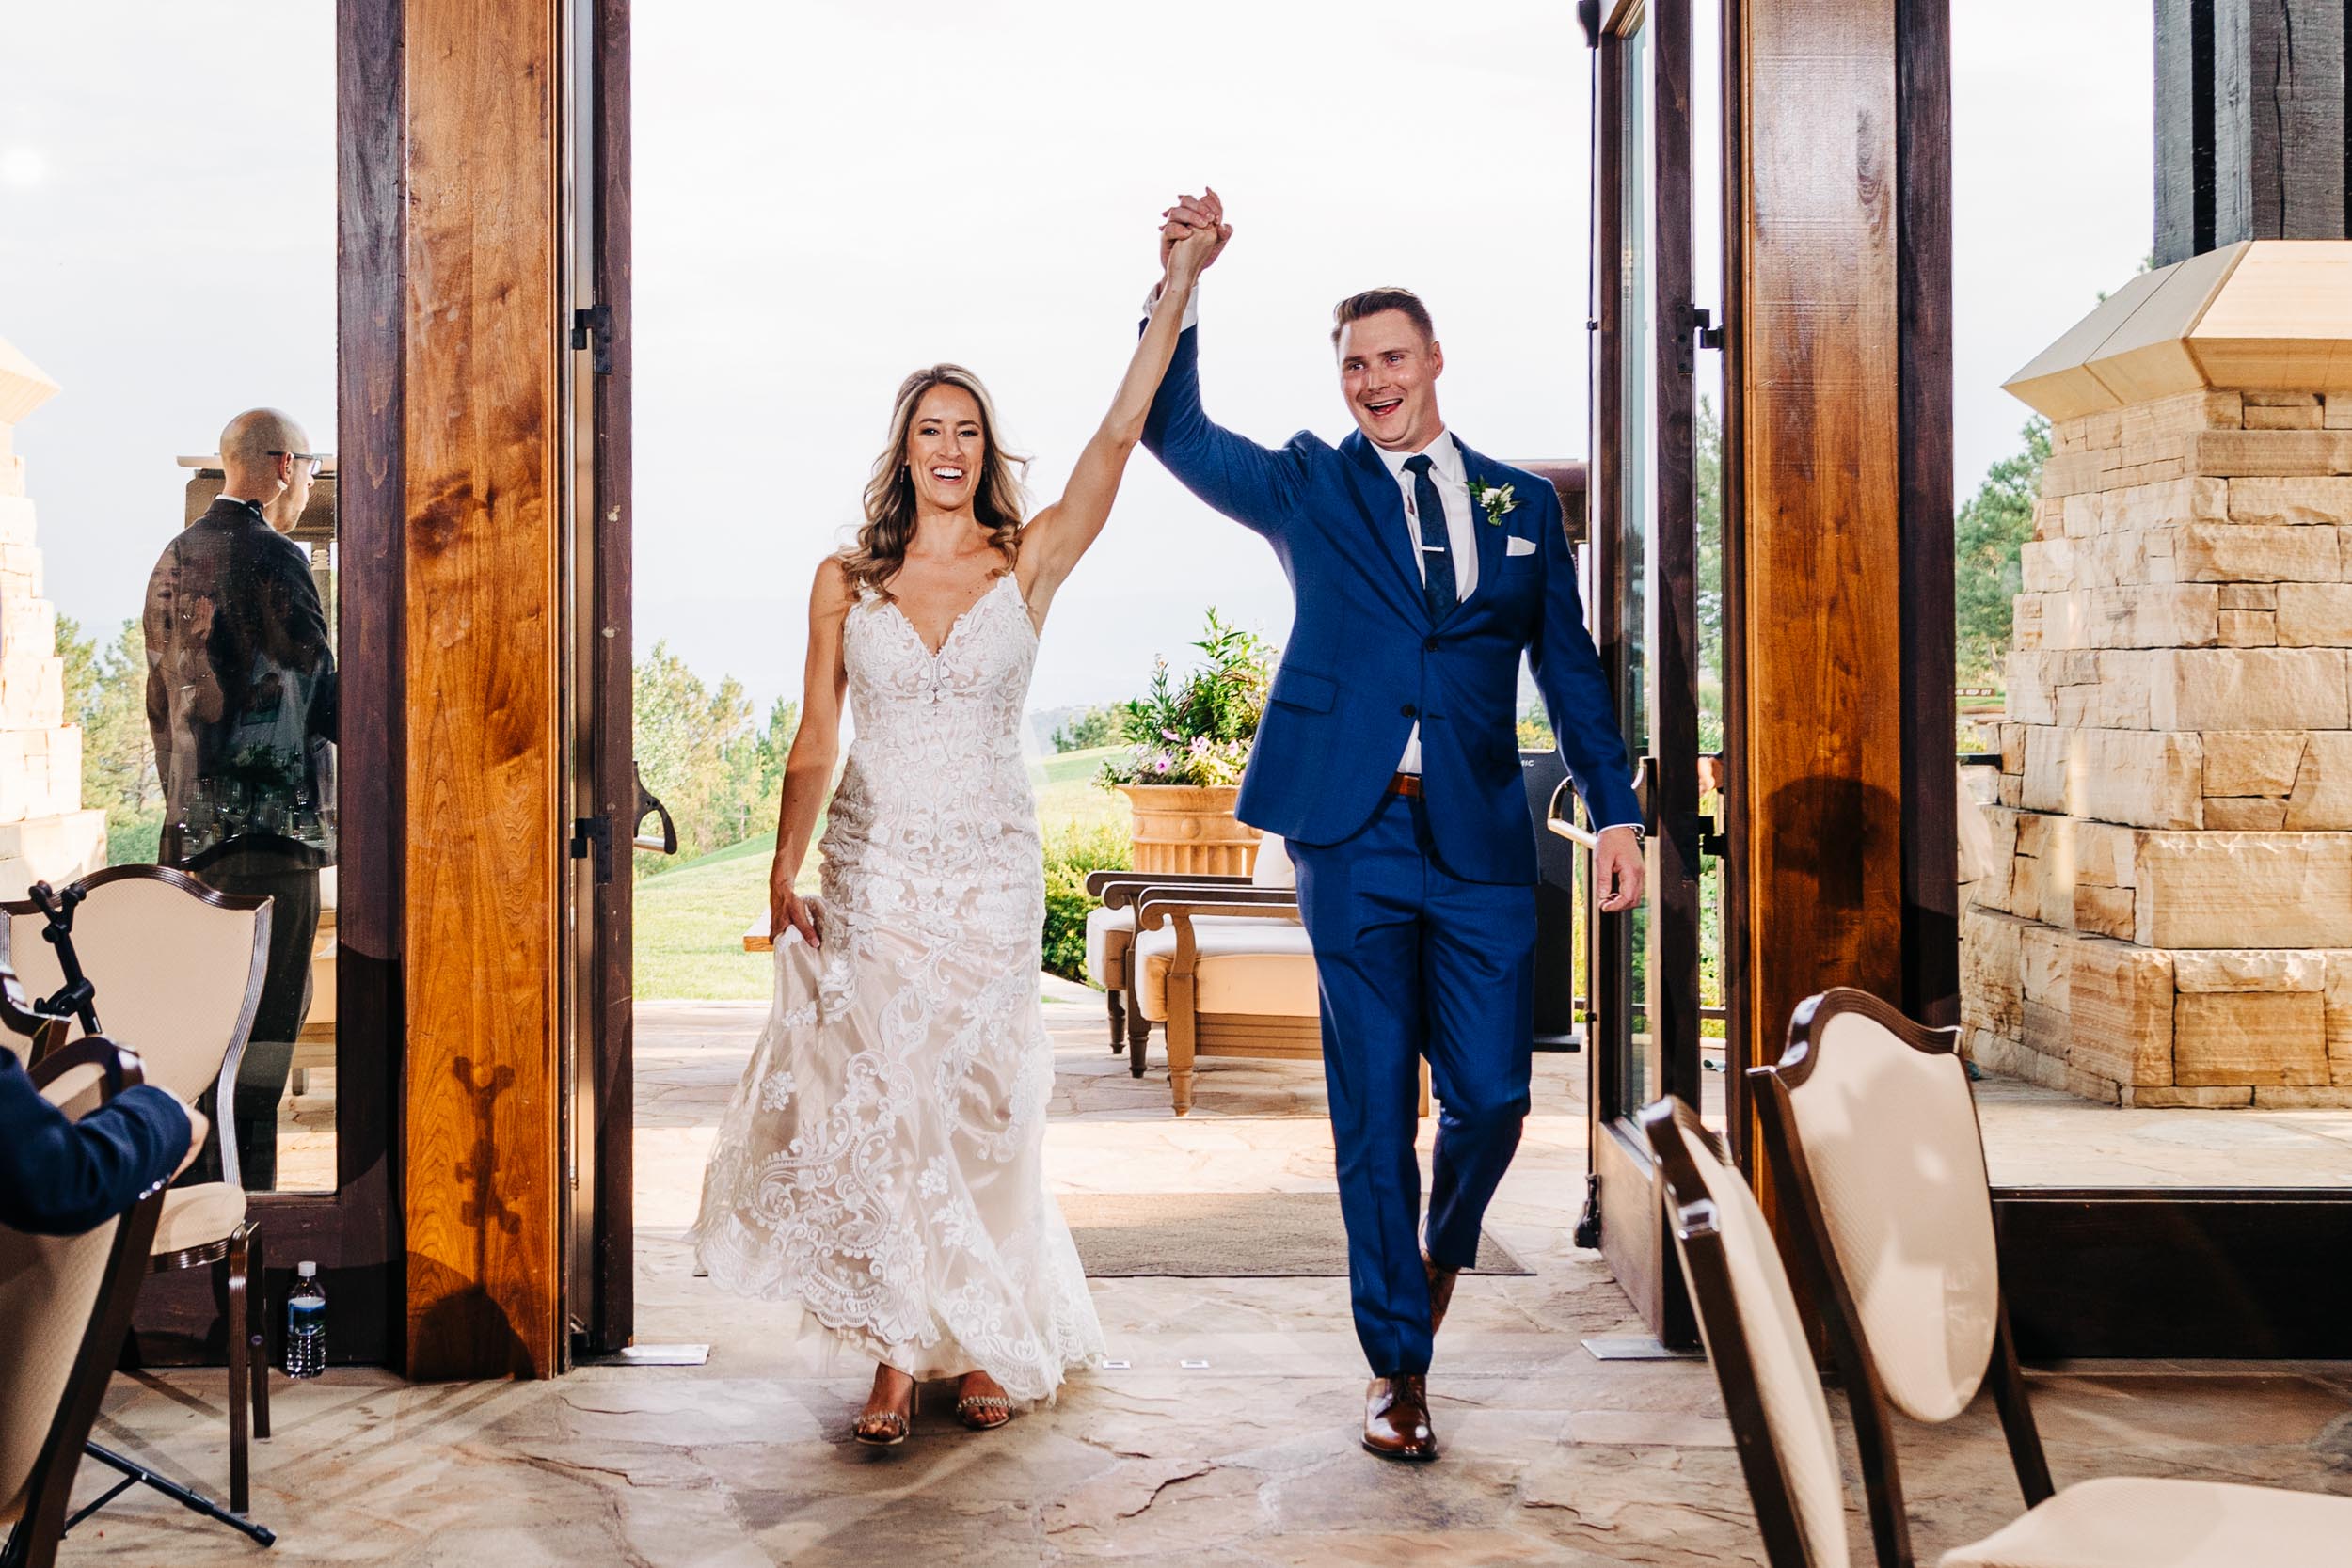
[4,10,340,1195]
[147,430,339,1194]
[1615,21,1660,1116]
[1692,0,1727,1133]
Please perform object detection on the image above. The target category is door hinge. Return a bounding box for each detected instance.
[570,815,613,883]
[1573,1173,1603,1250]
[570,303,614,375]
[1694,810,1728,861]
[1678,305,1722,374]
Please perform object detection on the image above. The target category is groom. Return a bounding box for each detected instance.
[1142,190,1645,1462]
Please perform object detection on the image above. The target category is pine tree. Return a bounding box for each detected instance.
[1954,418,2052,686]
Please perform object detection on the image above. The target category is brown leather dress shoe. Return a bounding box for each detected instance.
[1424,1252,1459,1334]
[1362,1375,1438,1462]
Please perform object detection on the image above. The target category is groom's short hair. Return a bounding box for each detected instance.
[1331,287,1436,348]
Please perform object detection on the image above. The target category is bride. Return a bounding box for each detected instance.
[691,217,1225,1444]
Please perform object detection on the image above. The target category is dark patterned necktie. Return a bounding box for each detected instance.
[1405,453,1456,621]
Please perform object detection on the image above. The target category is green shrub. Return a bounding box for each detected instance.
[1041,818,1131,984]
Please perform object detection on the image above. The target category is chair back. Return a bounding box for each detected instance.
[1755,989,1997,1424]
[1639,1098,1851,1568]
[1250,832,1295,890]
[2,868,270,1182]
[0,1037,168,1551]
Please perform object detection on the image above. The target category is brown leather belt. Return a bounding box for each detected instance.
[1388,773,1424,799]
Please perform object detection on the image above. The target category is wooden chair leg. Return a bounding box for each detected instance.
[1418,1058,1432,1118]
[1127,957,1153,1079]
[1106,987,1126,1054]
[247,1225,271,1441]
[1167,977,1199,1116]
[225,1227,252,1514]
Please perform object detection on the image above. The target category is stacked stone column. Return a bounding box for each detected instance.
[1966,245,2352,1107]
[0,335,107,891]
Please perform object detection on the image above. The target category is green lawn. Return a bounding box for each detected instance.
[634,745,1129,1000]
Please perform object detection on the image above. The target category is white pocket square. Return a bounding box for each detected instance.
[1505,535,1537,557]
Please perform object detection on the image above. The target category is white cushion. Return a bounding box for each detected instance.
[1085,904,1137,988]
[4,879,267,1105]
[1250,832,1295,889]
[1789,1009,1998,1423]
[1940,1475,2352,1567]
[152,1182,246,1257]
[1134,918,1318,1022]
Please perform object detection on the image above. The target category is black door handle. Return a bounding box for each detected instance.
[632,762,678,855]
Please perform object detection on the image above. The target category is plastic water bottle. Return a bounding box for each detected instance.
[286,1262,326,1378]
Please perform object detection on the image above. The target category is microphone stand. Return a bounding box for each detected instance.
[24,879,277,1551]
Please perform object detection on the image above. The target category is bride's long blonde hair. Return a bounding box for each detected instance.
[840,364,1029,595]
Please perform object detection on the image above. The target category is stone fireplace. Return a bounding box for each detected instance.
[0,334,106,894]
[1963,241,2352,1108]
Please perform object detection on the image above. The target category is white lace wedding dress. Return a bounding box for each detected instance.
[689,571,1104,1402]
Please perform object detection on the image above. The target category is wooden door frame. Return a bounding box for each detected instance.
[131,0,409,1368]
[582,0,636,1357]
[1587,0,1706,1351]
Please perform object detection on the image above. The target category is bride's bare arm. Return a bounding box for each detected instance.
[1015,220,1225,620]
[770,557,854,946]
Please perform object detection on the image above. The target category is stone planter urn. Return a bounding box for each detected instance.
[1119,784,1258,877]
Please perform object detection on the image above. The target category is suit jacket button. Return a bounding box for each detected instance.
[1422,637,1439,653]
[1401,703,1417,719]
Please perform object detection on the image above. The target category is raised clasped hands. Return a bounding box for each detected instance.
[1159,186,1232,288]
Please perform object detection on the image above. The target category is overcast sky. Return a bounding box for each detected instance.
[0,1,2153,718]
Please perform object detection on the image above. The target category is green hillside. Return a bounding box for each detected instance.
[635,745,1128,1000]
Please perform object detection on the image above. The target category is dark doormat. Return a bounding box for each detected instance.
[1060,1191,1533,1277]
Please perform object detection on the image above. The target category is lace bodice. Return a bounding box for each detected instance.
[819,574,1041,940]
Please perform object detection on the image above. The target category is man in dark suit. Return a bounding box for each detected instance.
[144,408,337,1190]
[1142,192,1645,1462]
[1,1038,203,1236]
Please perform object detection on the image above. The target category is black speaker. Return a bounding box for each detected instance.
[1520,749,1583,1051]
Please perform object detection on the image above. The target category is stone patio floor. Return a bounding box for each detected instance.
[68,984,2352,1565]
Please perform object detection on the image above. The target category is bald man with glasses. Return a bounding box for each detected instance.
[143,408,337,1191]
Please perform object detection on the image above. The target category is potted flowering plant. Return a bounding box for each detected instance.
[1097,610,1274,875]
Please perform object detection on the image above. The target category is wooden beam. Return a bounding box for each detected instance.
[2157,0,2350,264]
[2155,0,2213,266]
[1898,0,1957,1026]
[585,0,637,1356]
[1727,0,1908,1066]
[2244,0,2348,243]
[401,0,564,1381]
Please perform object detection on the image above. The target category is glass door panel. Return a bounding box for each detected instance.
[1586,0,1707,1350]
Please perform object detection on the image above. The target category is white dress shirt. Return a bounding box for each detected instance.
[1380,432,1476,775]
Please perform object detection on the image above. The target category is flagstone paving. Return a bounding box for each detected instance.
[68,986,2352,1565]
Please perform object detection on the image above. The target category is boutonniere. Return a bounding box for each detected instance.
[1468,479,1518,527]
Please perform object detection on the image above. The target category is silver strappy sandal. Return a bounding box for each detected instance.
[852,1382,917,1447]
[954,1392,1013,1431]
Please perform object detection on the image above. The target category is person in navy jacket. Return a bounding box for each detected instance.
[1142,190,1645,1463]
[1,1041,202,1237]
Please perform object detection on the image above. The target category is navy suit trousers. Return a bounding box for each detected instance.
[1290,791,1535,1377]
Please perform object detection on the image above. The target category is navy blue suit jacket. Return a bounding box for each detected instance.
[1142,323,1640,885]
[0,1044,189,1237]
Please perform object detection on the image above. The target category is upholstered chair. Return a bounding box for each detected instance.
[1123,837,1428,1118]
[2,868,274,1516]
[1661,984,2352,1566]
[1085,831,1297,1064]
[1,1033,170,1568]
